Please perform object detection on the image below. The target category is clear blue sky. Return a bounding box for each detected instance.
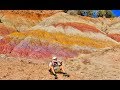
[112,10,120,17]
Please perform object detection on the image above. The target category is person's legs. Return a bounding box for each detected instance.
[50,66,56,74]
[59,65,70,77]
[49,66,58,79]
[49,69,53,75]
[59,65,66,73]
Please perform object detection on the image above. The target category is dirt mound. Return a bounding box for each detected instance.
[0,12,119,59]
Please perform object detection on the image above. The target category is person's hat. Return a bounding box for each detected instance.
[52,57,57,60]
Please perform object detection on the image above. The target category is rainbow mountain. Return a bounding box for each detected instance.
[0,11,120,59]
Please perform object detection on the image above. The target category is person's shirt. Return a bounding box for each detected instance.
[49,60,62,67]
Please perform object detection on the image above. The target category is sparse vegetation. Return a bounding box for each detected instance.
[64,10,115,18]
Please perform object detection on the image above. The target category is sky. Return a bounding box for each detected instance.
[112,10,120,17]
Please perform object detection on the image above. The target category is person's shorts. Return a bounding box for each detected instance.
[54,66,62,73]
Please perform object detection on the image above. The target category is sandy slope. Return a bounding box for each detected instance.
[1,46,120,80]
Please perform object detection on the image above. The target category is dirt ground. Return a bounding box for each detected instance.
[1,47,120,80]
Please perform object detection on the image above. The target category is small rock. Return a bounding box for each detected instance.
[0,54,6,58]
